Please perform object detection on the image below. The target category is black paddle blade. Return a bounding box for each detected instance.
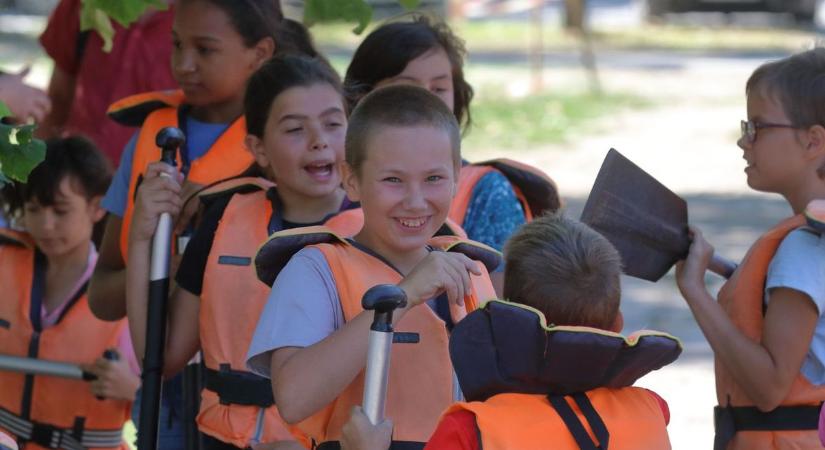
[580,149,690,281]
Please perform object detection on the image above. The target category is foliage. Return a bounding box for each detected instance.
[0,102,46,185]
[79,0,168,52]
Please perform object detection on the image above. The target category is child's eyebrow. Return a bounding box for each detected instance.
[279,107,344,123]
[394,74,451,83]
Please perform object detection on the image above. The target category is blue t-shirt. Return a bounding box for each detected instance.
[765,228,825,384]
[462,170,526,258]
[101,116,230,217]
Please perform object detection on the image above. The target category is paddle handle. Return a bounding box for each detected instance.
[708,254,736,279]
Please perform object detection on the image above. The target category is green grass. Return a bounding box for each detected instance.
[463,91,652,154]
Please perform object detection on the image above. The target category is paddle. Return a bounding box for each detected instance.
[580,149,736,282]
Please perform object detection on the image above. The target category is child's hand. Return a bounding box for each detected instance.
[83,350,140,402]
[675,225,714,299]
[340,406,393,450]
[0,67,51,123]
[398,252,482,309]
[130,162,183,243]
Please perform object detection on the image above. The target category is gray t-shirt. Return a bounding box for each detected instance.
[246,247,345,377]
[765,228,825,384]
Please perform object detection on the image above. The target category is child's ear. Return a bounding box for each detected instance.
[89,195,106,224]
[245,134,270,170]
[609,311,624,333]
[340,161,360,202]
[806,125,825,160]
[252,37,276,68]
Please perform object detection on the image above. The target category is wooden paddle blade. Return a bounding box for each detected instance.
[581,149,691,281]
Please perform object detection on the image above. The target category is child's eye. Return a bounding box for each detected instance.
[382,177,402,183]
[426,175,444,182]
[197,46,215,55]
[286,127,303,134]
[326,121,343,129]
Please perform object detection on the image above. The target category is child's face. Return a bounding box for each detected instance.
[22,177,104,260]
[344,125,457,259]
[376,46,454,113]
[247,83,347,201]
[172,1,267,110]
[739,89,808,195]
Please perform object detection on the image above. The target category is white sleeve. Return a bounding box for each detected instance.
[245,247,343,378]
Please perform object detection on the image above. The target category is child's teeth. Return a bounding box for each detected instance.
[400,218,425,227]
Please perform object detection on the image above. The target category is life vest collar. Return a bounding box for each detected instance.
[254,228,502,286]
[107,89,185,127]
[450,300,682,402]
[478,158,562,216]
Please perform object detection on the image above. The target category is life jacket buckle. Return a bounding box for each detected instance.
[29,422,60,448]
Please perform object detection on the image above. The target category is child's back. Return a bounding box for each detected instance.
[427,213,678,450]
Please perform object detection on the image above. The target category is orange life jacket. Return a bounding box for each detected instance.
[714,214,825,450]
[447,300,679,450]
[107,90,253,259]
[449,159,561,226]
[194,177,360,448]
[450,389,670,450]
[254,228,499,448]
[0,230,130,450]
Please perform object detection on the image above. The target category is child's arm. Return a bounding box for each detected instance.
[88,217,129,321]
[125,162,200,376]
[269,251,481,424]
[676,226,818,411]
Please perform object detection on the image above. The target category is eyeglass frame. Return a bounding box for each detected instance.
[740,120,803,144]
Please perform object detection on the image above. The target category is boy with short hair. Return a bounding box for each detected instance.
[423,212,675,450]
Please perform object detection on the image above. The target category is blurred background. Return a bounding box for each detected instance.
[1,0,820,448]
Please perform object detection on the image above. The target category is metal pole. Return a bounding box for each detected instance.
[361,284,407,425]
[137,127,185,450]
[0,354,91,380]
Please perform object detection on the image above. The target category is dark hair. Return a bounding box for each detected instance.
[4,136,112,217]
[344,14,474,132]
[180,0,320,57]
[747,47,825,178]
[244,54,343,138]
[503,212,622,330]
[345,85,460,175]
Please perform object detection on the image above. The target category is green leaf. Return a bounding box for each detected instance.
[398,0,421,9]
[79,0,168,52]
[0,124,46,183]
[305,0,373,34]
[0,102,11,121]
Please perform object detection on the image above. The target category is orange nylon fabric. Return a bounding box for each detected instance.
[715,214,825,449]
[0,230,130,450]
[449,388,670,450]
[296,235,496,446]
[117,92,252,259]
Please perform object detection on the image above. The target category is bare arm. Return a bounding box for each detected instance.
[124,163,198,376]
[35,65,75,137]
[270,252,480,424]
[676,227,818,411]
[88,216,128,321]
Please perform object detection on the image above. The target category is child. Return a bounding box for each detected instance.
[343,15,561,258]
[89,0,316,321]
[0,137,137,450]
[675,48,825,449]
[125,54,356,450]
[424,212,676,450]
[245,85,499,448]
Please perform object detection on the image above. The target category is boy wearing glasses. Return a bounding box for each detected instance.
[675,48,825,449]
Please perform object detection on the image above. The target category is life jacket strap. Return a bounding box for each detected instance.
[314,440,424,450]
[203,366,275,407]
[548,393,610,450]
[0,406,122,449]
[713,404,822,450]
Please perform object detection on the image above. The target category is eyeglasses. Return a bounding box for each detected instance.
[740,120,800,143]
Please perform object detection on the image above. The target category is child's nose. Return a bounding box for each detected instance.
[403,184,427,209]
[175,50,196,73]
[310,132,328,151]
[737,135,750,151]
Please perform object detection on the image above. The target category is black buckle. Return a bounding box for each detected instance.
[29,422,60,448]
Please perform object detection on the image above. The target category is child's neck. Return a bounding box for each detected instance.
[43,241,91,313]
[352,231,431,275]
[188,97,244,124]
[784,178,825,214]
[279,188,346,225]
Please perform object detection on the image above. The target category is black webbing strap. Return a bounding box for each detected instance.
[315,441,423,450]
[203,366,274,407]
[548,394,610,450]
[713,404,821,450]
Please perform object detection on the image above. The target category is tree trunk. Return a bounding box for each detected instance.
[564,0,586,31]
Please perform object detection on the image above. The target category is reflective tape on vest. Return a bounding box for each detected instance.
[0,407,123,449]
